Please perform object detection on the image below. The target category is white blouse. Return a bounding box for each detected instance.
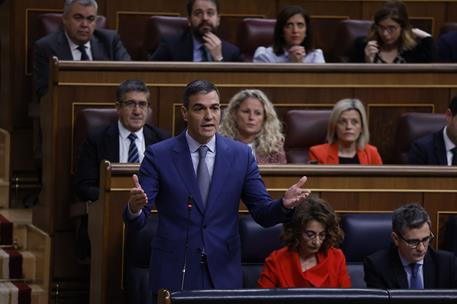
[253,46,325,63]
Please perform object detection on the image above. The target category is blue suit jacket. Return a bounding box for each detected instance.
[437,31,457,63]
[364,245,457,288]
[408,128,447,165]
[149,30,240,62]
[124,132,290,293]
[33,27,131,98]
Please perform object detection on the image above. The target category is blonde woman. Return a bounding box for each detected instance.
[219,89,286,164]
[308,98,382,164]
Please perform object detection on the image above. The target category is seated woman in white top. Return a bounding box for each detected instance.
[253,5,325,63]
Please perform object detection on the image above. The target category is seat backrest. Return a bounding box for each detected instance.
[393,112,446,164]
[283,109,331,164]
[331,19,372,62]
[340,213,393,263]
[439,22,457,36]
[36,13,106,40]
[443,215,457,256]
[237,18,275,62]
[239,215,283,288]
[0,129,10,208]
[143,15,188,60]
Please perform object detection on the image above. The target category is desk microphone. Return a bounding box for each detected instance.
[180,195,193,291]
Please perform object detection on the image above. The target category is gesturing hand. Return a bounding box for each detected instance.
[364,40,379,63]
[282,176,311,209]
[128,174,148,214]
[203,32,223,61]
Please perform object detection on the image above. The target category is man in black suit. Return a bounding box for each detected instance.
[149,0,240,62]
[75,79,169,202]
[408,96,457,165]
[364,203,457,289]
[33,0,131,99]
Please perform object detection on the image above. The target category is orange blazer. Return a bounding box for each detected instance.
[308,143,383,165]
[258,246,352,288]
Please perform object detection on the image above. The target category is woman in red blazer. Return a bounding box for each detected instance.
[258,197,351,288]
[309,98,383,164]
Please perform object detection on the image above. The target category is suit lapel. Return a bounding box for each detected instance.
[205,134,232,212]
[104,124,120,162]
[172,133,205,214]
[434,130,448,165]
[390,248,409,288]
[56,28,73,60]
[143,125,155,147]
[423,250,436,288]
[91,32,107,60]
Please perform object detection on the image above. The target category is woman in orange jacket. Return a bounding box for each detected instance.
[309,98,383,164]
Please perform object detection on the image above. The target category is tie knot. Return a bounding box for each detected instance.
[77,44,86,51]
[128,133,137,142]
[409,263,419,275]
[199,145,209,158]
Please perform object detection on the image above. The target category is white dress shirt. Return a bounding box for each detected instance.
[65,32,93,60]
[118,121,145,163]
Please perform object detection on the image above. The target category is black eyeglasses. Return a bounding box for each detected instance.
[375,24,400,34]
[303,230,327,241]
[120,100,150,110]
[398,232,434,249]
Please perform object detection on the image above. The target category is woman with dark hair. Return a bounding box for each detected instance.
[352,0,434,63]
[258,197,351,288]
[253,5,325,63]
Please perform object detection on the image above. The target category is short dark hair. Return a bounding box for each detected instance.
[186,0,219,16]
[182,79,219,108]
[449,96,457,117]
[282,196,343,254]
[392,203,431,236]
[273,5,314,56]
[116,79,150,103]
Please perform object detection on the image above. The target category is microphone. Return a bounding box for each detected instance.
[181,196,193,291]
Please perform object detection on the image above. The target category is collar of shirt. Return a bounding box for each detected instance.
[118,120,144,142]
[65,31,92,60]
[185,130,216,153]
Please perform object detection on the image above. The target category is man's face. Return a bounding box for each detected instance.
[63,3,97,45]
[116,91,150,132]
[181,90,221,144]
[392,222,432,263]
[188,0,220,39]
[446,109,457,145]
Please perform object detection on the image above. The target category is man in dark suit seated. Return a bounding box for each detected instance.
[408,96,457,165]
[33,0,131,99]
[364,203,457,289]
[149,0,240,62]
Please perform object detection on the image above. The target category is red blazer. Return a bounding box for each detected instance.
[258,246,352,288]
[308,143,383,165]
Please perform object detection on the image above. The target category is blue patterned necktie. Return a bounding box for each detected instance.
[200,45,211,62]
[409,263,423,289]
[197,145,210,206]
[127,133,140,163]
[77,45,89,61]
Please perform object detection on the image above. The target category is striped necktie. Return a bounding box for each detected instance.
[127,133,140,163]
[200,45,211,62]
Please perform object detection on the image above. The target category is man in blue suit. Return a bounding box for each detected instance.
[124,80,310,299]
[33,0,131,99]
[408,96,457,165]
[149,0,240,62]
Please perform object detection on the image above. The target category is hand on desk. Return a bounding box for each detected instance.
[282,176,311,209]
[128,174,148,214]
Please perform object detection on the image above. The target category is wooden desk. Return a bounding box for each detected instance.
[91,162,457,304]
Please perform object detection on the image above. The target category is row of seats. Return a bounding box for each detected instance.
[126,213,457,302]
[30,13,457,62]
[160,288,457,304]
[74,108,447,165]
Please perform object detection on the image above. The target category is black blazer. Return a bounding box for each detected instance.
[75,123,169,202]
[437,31,457,63]
[408,128,448,165]
[149,30,240,62]
[364,245,457,289]
[33,27,131,98]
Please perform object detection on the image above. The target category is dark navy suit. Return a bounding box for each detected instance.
[124,132,290,294]
[364,245,457,288]
[437,31,457,63]
[33,27,131,98]
[149,30,240,62]
[408,128,448,165]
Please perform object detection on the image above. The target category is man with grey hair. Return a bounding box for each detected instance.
[364,203,457,289]
[34,0,131,99]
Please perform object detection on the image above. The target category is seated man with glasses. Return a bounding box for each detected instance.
[258,196,351,288]
[364,203,457,289]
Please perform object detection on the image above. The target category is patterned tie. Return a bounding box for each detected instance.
[197,145,210,206]
[127,133,140,163]
[452,147,457,166]
[409,263,423,289]
[77,45,89,61]
[200,45,211,62]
